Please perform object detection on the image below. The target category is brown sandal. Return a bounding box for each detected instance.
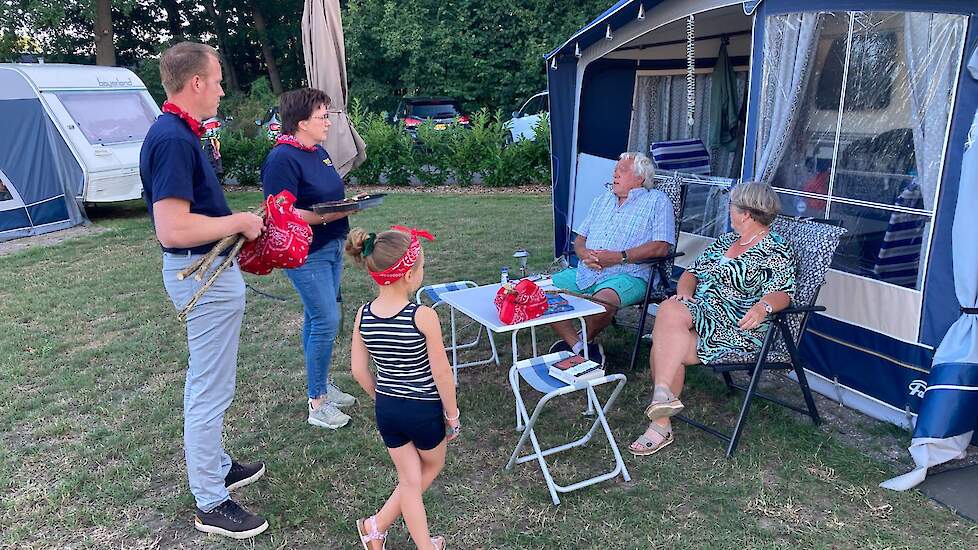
[644,397,684,421]
[629,423,674,456]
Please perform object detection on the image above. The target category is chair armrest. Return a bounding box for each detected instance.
[771,305,826,318]
[633,251,685,265]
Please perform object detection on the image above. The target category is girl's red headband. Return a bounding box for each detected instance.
[368,225,435,285]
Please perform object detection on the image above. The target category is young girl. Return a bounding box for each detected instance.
[346,225,460,550]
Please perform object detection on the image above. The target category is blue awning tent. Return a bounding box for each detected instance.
[0,67,87,241]
[547,0,978,487]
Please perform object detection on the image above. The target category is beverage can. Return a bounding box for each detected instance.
[500,266,509,284]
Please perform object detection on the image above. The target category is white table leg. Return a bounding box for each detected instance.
[511,329,522,430]
[450,306,459,385]
[579,316,595,416]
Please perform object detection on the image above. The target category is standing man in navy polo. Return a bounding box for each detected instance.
[140,42,268,540]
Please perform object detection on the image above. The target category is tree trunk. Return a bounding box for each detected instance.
[94,0,116,66]
[250,0,283,95]
[160,0,184,43]
[202,0,240,92]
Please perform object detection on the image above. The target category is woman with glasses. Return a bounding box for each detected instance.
[261,87,357,430]
[629,181,796,456]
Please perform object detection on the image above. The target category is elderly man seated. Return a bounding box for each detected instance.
[549,152,675,366]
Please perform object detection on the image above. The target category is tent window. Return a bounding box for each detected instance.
[0,180,11,202]
[54,91,157,145]
[755,11,967,290]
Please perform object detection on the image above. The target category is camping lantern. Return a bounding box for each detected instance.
[513,248,529,279]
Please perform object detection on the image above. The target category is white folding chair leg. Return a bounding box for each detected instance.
[507,372,631,505]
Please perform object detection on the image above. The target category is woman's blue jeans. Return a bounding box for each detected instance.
[284,238,344,400]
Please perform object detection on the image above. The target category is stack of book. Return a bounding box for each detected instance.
[548,355,604,385]
[544,294,574,315]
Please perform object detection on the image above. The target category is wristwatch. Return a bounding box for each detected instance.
[759,300,773,315]
[620,250,628,264]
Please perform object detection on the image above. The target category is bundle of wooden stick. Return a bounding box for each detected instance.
[176,204,266,322]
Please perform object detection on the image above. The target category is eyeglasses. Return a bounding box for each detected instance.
[309,110,343,122]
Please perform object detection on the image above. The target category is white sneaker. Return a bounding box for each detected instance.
[326,383,357,408]
[308,401,351,429]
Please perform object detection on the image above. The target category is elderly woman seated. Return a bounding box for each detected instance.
[629,181,797,456]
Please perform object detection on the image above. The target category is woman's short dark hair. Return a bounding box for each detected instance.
[279,88,331,135]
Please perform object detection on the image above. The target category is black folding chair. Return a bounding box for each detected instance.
[622,173,687,371]
[671,216,847,456]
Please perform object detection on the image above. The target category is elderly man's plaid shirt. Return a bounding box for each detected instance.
[575,187,675,289]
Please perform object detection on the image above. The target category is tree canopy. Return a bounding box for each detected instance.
[0,0,608,111]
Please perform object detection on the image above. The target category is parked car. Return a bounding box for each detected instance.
[509,91,548,142]
[392,97,470,137]
[255,106,281,141]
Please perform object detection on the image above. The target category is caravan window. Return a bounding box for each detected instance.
[54,91,157,145]
[815,32,897,111]
[755,11,967,290]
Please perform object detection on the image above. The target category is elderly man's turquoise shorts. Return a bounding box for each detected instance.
[551,268,648,307]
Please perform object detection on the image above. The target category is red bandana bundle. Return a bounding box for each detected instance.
[276,134,318,152]
[369,225,435,285]
[238,190,313,275]
[162,101,205,138]
[494,279,548,325]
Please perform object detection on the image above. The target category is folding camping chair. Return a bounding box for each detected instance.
[507,350,630,505]
[416,281,500,382]
[617,138,713,371]
[671,216,847,456]
[620,172,687,371]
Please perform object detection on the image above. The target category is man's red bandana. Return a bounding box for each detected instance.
[162,101,205,138]
[275,134,318,152]
[369,225,436,286]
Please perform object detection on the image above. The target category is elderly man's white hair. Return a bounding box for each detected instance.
[618,152,656,189]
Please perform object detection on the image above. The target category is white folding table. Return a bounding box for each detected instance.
[438,282,606,407]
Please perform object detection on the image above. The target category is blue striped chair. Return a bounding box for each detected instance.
[649,138,712,175]
[873,182,924,288]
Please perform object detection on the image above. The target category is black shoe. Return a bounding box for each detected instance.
[225,461,265,491]
[548,339,573,354]
[194,499,269,539]
[584,342,605,367]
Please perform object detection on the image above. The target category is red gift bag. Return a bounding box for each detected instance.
[494,279,548,324]
[239,190,313,275]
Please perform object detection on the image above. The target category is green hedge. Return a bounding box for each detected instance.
[220,131,274,187]
[349,98,551,187]
[218,98,551,187]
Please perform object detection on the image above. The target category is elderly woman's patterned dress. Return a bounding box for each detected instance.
[683,231,796,363]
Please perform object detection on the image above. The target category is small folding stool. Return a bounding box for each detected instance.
[416,281,499,382]
[507,350,631,505]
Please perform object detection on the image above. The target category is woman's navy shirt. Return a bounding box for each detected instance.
[261,144,348,252]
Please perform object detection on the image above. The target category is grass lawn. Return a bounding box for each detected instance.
[1,191,976,549]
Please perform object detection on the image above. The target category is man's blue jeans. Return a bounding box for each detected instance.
[162,252,245,512]
[284,238,344,400]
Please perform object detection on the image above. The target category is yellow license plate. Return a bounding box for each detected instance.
[434,124,447,130]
